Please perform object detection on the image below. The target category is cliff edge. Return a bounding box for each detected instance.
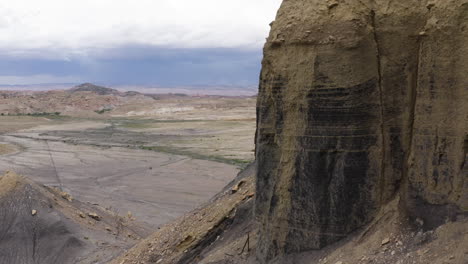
[256,0,467,262]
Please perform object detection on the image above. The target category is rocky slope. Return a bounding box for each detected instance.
[110,164,256,264]
[0,171,151,264]
[255,0,467,262]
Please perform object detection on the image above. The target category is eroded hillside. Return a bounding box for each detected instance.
[0,171,151,264]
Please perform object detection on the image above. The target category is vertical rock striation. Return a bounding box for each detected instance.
[255,0,467,262]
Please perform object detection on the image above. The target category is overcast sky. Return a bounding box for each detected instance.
[0,0,282,87]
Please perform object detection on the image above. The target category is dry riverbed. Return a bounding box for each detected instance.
[0,111,255,228]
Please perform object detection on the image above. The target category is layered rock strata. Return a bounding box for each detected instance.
[255,0,468,262]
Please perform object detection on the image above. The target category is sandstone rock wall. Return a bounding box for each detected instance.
[255,0,467,262]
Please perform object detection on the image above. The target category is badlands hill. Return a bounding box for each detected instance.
[69,83,147,97]
[0,83,190,117]
[0,83,254,118]
[0,171,151,264]
[69,83,123,96]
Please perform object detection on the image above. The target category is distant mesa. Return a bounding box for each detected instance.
[123,91,142,96]
[69,83,121,96]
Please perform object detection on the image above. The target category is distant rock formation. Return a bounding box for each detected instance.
[255,0,467,262]
[123,91,143,97]
[70,83,121,96]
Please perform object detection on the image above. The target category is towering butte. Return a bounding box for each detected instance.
[255,0,467,262]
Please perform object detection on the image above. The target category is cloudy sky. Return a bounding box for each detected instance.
[0,0,282,87]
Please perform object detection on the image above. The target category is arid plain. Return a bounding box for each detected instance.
[0,85,256,228]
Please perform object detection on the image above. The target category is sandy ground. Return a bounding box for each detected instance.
[22,120,111,132]
[0,143,17,155]
[0,116,53,133]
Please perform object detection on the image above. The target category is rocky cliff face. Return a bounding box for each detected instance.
[255,0,467,262]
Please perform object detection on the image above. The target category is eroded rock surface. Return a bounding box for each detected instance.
[255,0,467,262]
[0,172,151,264]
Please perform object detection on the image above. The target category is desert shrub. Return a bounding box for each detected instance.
[95,109,112,114]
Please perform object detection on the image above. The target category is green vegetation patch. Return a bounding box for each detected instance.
[139,145,251,169]
[94,109,112,114]
[6,112,61,117]
[117,119,215,129]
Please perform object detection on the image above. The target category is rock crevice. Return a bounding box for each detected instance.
[370,9,387,204]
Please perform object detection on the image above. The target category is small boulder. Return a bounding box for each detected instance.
[60,191,73,202]
[88,212,101,221]
[231,180,246,194]
[381,238,390,245]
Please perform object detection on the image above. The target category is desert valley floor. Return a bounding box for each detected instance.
[0,94,256,228]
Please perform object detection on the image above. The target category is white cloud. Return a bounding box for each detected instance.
[0,0,282,57]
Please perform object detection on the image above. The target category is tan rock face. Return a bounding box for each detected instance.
[255,0,467,262]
